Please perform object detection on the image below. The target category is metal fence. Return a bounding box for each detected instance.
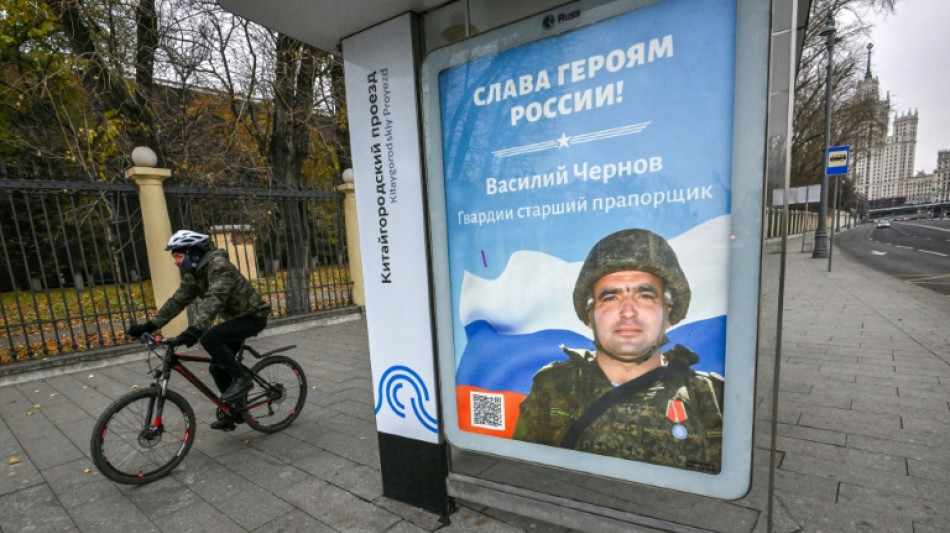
[166,185,352,320]
[0,176,148,363]
[0,163,351,366]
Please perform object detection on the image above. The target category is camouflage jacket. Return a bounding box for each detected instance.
[512,346,723,473]
[150,250,271,332]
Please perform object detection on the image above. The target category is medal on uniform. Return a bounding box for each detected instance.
[671,424,688,440]
[667,399,688,440]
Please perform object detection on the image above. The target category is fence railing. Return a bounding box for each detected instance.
[0,177,150,362]
[764,206,857,245]
[0,167,351,366]
[166,185,351,320]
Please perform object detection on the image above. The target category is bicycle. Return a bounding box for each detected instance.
[89,332,307,484]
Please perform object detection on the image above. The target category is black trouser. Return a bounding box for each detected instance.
[200,314,267,393]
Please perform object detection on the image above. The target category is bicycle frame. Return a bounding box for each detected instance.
[141,347,213,434]
[143,340,295,433]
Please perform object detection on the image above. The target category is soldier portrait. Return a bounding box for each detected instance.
[512,229,724,473]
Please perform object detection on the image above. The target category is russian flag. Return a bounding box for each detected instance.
[454,217,731,437]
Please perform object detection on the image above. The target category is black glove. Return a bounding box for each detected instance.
[169,326,203,347]
[127,321,158,338]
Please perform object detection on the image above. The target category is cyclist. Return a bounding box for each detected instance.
[127,229,272,430]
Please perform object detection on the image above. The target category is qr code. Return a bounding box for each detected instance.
[470,391,505,429]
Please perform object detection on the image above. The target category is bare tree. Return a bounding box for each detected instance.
[151,3,347,313]
[791,0,898,209]
[45,0,161,164]
[2,0,347,185]
[2,0,351,318]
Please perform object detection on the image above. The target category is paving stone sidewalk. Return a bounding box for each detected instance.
[0,243,948,532]
[0,314,573,533]
[754,247,950,533]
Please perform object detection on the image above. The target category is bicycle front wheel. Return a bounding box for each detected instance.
[90,388,196,484]
[243,355,307,433]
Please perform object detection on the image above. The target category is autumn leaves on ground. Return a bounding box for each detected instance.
[0,281,154,363]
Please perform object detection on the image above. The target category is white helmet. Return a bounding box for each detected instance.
[166,230,211,252]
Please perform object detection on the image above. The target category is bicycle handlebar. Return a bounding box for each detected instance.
[135,332,295,358]
[137,332,177,348]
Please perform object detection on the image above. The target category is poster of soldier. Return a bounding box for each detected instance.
[424,0,765,496]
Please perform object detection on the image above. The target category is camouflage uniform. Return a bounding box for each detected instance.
[513,346,723,473]
[148,249,271,331]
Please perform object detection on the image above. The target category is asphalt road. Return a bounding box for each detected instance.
[833,219,950,295]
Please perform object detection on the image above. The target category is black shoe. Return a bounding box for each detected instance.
[213,408,245,431]
[210,419,237,431]
[220,375,253,403]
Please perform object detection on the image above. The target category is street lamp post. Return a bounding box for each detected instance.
[813,14,836,258]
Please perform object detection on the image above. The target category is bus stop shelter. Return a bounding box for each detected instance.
[217,0,812,529]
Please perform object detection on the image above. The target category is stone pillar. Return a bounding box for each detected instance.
[338,169,364,306]
[210,224,259,281]
[125,148,188,336]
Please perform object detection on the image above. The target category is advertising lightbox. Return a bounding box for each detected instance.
[423,0,769,498]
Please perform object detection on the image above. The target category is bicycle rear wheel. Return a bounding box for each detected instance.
[243,355,307,432]
[90,388,195,484]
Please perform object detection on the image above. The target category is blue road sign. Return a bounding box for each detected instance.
[826,145,850,175]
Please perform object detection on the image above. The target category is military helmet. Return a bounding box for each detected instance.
[573,229,691,325]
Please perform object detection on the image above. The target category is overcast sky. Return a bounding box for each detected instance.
[870,0,950,173]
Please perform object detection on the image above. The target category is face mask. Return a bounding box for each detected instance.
[179,250,202,275]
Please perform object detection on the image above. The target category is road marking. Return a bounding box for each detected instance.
[895,245,912,249]
[906,222,950,233]
[871,251,887,256]
[918,249,949,257]
[906,273,950,282]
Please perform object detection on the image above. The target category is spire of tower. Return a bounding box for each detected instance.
[865,43,874,80]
